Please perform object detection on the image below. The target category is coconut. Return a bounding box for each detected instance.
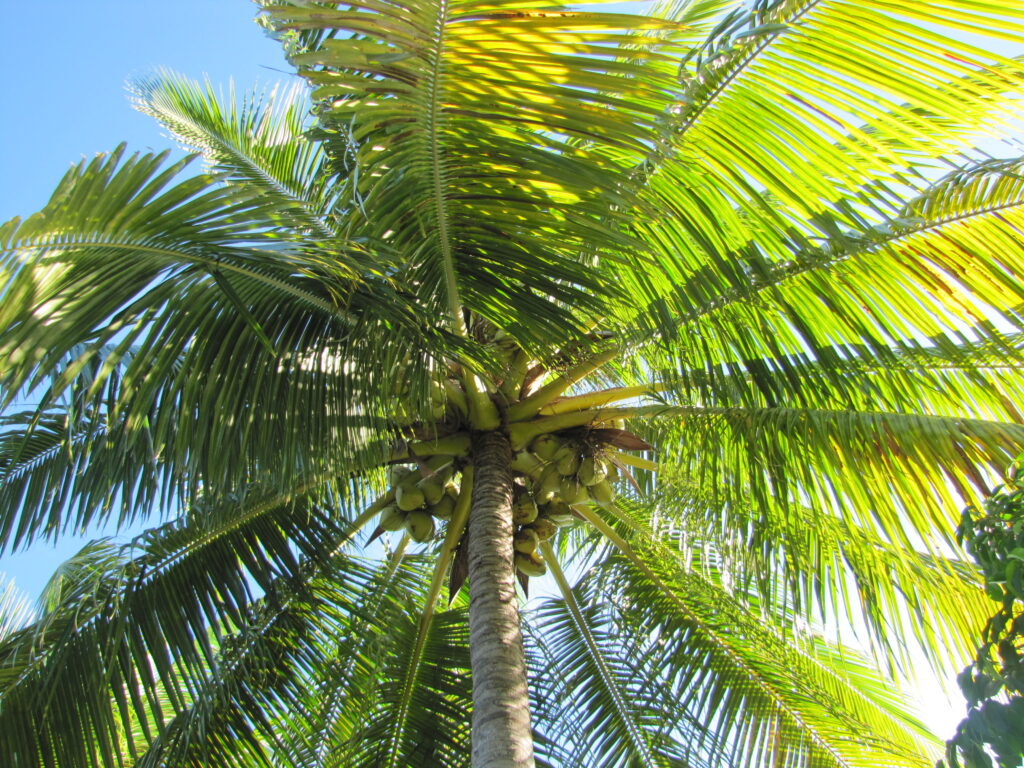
[396,484,426,511]
[530,434,561,460]
[546,500,572,517]
[554,446,580,477]
[559,477,588,505]
[430,494,456,520]
[578,457,608,486]
[418,476,446,505]
[405,510,436,542]
[536,466,562,502]
[398,468,422,490]
[529,518,557,541]
[512,496,539,525]
[389,465,413,487]
[513,527,540,554]
[379,505,407,531]
[512,450,543,477]
[515,551,547,577]
[590,479,615,507]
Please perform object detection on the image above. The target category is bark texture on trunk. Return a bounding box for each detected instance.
[468,430,536,768]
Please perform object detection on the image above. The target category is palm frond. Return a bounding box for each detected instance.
[529,549,684,768]
[635,403,1023,554]
[668,0,1024,209]
[260,0,687,346]
[133,73,340,239]
[0,488,378,768]
[626,155,1024,380]
[0,146,458,541]
[276,540,416,767]
[301,558,474,768]
[590,540,937,768]
[630,479,988,672]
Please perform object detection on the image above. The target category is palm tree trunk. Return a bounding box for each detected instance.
[467,430,536,768]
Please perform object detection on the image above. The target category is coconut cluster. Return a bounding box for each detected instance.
[507,432,620,578]
[377,456,461,543]
[374,430,624,582]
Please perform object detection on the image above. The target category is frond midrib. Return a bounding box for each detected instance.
[5,238,347,320]
[584,506,926,768]
[677,195,1024,327]
[140,93,337,241]
[616,507,945,754]
[313,546,411,765]
[673,0,827,139]
[424,0,465,332]
[545,546,660,767]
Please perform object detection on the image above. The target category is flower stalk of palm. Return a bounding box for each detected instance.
[3,0,1024,766]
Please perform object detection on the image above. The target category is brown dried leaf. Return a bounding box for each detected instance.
[590,428,654,452]
[517,570,530,598]
[366,524,386,546]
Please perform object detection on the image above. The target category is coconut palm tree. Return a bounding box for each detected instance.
[3,0,1024,765]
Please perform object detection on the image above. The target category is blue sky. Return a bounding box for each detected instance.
[1,1,296,220]
[0,1,298,599]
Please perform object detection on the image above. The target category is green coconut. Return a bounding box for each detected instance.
[536,466,562,502]
[398,468,422,490]
[546,500,572,517]
[528,518,557,541]
[554,446,580,477]
[379,505,407,531]
[512,496,539,525]
[396,484,426,511]
[515,551,547,577]
[389,465,413,487]
[405,510,436,542]
[578,457,608,486]
[590,479,615,507]
[513,527,540,554]
[512,450,543,477]
[418,477,446,505]
[430,494,456,520]
[530,434,562,460]
[558,477,588,505]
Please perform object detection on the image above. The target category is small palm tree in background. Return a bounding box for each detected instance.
[3,0,1024,765]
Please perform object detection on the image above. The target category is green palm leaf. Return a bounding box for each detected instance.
[0,487,383,768]
[133,74,341,238]
[637,478,989,670]
[4,1,1024,765]
[0,140,463,537]
[262,0,687,344]
[594,539,936,768]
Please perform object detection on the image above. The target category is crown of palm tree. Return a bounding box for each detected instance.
[2,0,1024,766]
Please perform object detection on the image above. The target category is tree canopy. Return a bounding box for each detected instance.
[2,0,1024,766]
